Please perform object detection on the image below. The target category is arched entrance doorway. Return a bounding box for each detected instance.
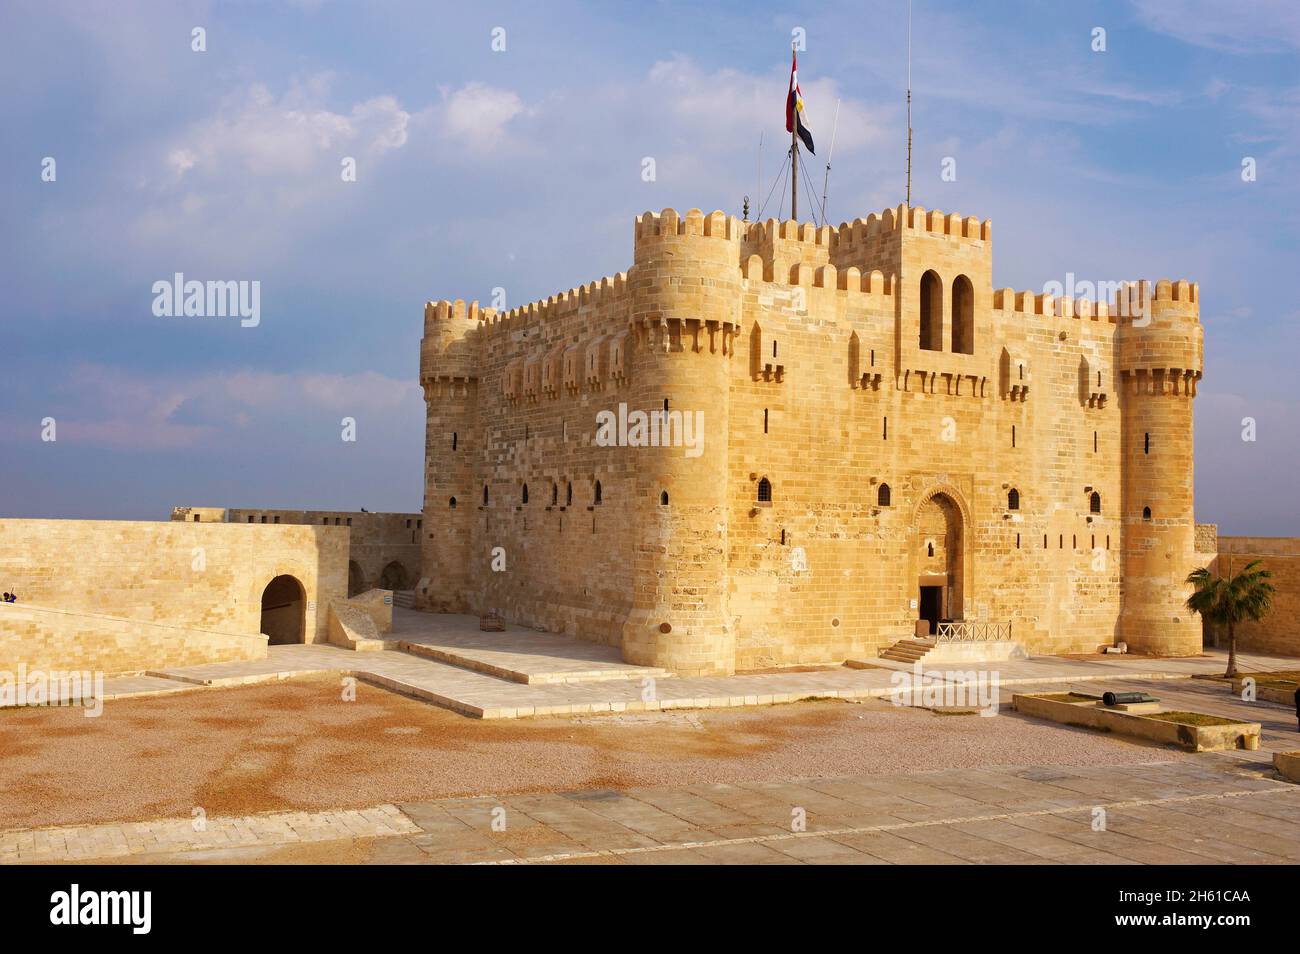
[347,560,366,597]
[260,575,306,645]
[379,561,410,591]
[915,492,964,635]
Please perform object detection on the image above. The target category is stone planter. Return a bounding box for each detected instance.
[1275,751,1300,784]
[1012,692,1261,753]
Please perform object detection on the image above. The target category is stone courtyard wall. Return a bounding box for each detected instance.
[0,603,267,675]
[1209,536,1300,657]
[0,519,348,646]
[173,507,421,597]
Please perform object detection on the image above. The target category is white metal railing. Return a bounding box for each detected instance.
[934,620,1012,642]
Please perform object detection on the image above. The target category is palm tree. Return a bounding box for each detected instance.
[1185,559,1274,679]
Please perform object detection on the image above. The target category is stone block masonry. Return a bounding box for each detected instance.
[0,519,348,671]
[419,204,1205,675]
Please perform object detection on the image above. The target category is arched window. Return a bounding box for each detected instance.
[757,477,772,503]
[482,485,489,506]
[660,490,669,506]
[449,497,457,509]
[927,541,935,557]
[551,483,558,506]
[1142,506,1152,520]
[919,270,943,351]
[522,483,529,505]
[878,483,891,507]
[566,483,573,507]
[1090,491,1101,514]
[951,274,974,354]
[1008,488,1020,511]
[594,481,602,505]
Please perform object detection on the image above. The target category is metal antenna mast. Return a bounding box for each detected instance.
[906,0,913,204]
[820,98,841,224]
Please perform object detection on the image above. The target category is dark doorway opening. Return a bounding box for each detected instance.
[379,561,410,591]
[919,585,943,636]
[260,575,306,645]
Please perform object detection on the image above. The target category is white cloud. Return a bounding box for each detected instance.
[1132,0,1300,52]
[437,82,527,150]
[25,365,420,451]
[167,78,410,180]
[646,54,883,155]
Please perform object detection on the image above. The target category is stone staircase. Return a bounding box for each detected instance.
[878,637,936,664]
[392,590,416,610]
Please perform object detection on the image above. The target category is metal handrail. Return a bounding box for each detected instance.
[934,620,1012,643]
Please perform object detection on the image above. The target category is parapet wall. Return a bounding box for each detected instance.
[1207,537,1300,657]
[0,519,348,645]
[176,507,422,596]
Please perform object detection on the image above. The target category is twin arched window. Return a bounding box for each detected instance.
[918,270,974,353]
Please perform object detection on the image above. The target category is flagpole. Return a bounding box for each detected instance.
[791,124,798,221]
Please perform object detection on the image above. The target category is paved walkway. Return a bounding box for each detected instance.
[9,757,1296,865]
[11,607,1299,720]
[1,806,419,864]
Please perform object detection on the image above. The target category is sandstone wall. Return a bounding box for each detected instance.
[1209,537,1300,657]
[0,519,347,644]
[172,508,422,597]
[0,603,267,674]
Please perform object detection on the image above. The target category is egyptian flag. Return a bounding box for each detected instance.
[786,50,815,154]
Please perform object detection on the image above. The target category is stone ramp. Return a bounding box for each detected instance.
[30,624,1300,722]
[389,609,670,684]
[146,644,904,718]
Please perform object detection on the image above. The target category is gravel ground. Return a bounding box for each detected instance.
[0,674,1183,830]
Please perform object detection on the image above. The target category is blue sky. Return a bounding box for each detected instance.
[1,0,1297,532]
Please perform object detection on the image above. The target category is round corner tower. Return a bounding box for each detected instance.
[619,208,742,676]
[418,298,481,613]
[1116,279,1204,655]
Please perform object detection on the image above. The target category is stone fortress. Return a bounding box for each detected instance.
[7,200,1300,681]
[418,203,1209,676]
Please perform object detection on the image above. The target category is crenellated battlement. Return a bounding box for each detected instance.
[634,208,745,243]
[990,278,1199,324]
[740,254,895,299]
